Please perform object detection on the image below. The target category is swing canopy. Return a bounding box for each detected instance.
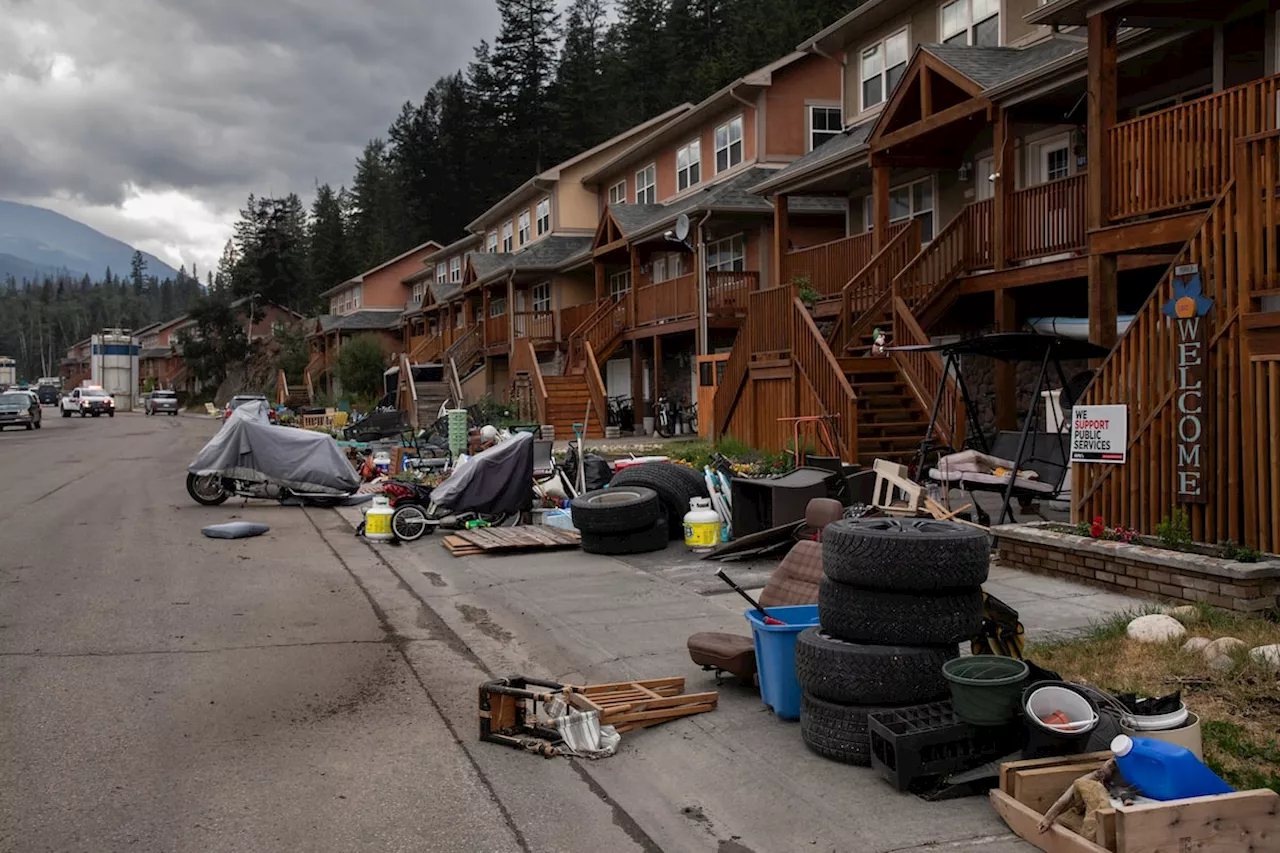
[885,332,1110,363]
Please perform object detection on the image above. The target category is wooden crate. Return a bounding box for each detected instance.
[990,752,1280,853]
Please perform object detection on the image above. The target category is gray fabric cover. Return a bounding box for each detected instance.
[188,400,360,495]
[429,431,534,515]
[202,522,270,539]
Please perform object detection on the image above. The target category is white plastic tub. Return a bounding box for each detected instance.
[1026,684,1099,732]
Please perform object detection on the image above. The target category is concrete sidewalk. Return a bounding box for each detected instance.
[337,507,1149,852]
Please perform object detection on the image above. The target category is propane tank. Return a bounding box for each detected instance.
[372,451,392,476]
[683,497,722,552]
[364,496,394,542]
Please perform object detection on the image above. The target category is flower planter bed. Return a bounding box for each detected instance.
[993,523,1280,613]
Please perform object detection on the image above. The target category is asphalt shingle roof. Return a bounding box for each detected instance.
[922,37,1084,90]
[429,281,463,304]
[318,310,404,332]
[751,122,875,194]
[467,235,596,285]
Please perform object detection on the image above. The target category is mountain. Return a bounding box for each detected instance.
[0,200,181,283]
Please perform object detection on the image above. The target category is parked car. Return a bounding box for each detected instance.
[61,386,115,418]
[145,389,180,416]
[225,394,275,422]
[0,390,42,430]
[36,384,60,406]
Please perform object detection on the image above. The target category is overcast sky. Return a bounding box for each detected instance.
[0,0,499,275]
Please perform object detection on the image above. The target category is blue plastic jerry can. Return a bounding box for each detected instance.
[1111,735,1233,801]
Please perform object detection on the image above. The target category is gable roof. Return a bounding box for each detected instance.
[467,235,596,287]
[580,52,819,186]
[465,104,692,232]
[316,309,404,333]
[320,239,444,297]
[921,39,1085,90]
[750,120,875,195]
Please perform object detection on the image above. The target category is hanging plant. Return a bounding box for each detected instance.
[792,276,819,309]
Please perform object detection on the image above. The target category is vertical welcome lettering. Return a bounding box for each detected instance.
[1164,267,1212,504]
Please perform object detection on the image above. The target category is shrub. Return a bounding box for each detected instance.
[335,335,388,401]
[1156,508,1192,548]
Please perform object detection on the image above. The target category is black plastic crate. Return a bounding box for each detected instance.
[868,701,1023,792]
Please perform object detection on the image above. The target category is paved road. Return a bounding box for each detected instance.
[0,412,649,853]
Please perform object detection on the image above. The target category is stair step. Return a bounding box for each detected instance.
[858,420,927,437]
[839,356,894,374]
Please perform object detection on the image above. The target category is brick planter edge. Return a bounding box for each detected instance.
[992,523,1280,613]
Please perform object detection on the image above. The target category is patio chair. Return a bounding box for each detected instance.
[927,430,1069,527]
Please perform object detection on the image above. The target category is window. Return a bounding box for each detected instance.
[941,0,999,47]
[635,164,656,204]
[329,297,338,314]
[609,270,632,300]
[272,321,285,336]
[863,177,935,241]
[413,280,428,302]
[518,210,531,244]
[449,257,461,283]
[860,30,908,110]
[714,116,744,173]
[502,220,514,252]
[436,262,448,284]
[487,232,498,253]
[489,296,506,317]
[536,198,550,235]
[532,281,551,312]
[808,106,842,151]
[976,155,995,201]
[608,180,627,206]
[352,285,361,309]
[706,235,746,272]
[676,139,701,191]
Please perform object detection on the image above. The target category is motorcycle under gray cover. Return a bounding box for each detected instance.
[187,401,360,494]
[429,431,534,515]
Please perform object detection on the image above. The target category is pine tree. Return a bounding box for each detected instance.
[490,0,562,173]
[609,0,673,123]
[348,140,400,269]
[130,250,147,295]
[550,0,612,154]
[387,99,442,247]
[308,184,356,297]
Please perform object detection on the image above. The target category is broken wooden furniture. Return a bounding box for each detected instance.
[479,675,718,755]
[443,525,580,557]
[990,752,1280,853]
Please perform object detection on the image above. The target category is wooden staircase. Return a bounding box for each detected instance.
[566,298,628,374]
[840,356,929,466]
[542,374,604,439]
[414,378,453,426]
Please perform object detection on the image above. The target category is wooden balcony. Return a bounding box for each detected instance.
[512,310,555,343]
[707,270,757,314]
[484,314,509,352]
[1007,174,1087,261]
[780,232,877,298]
[634,273,697,327]
[1108,72,1280,221]
[559,302,599,341]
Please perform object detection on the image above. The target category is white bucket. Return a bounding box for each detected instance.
[1026,685,1100,732]
[1122,705,1189,731]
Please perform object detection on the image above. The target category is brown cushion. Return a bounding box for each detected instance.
[805,498,844,538]
[759,539,822,608]
[687,632,756,676]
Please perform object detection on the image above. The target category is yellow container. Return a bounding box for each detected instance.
[364,496,394,541]
[683,498,722,552]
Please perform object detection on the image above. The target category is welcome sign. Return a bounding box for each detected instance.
[1163,264,1212,504]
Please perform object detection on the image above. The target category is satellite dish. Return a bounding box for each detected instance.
[674,213,691,242]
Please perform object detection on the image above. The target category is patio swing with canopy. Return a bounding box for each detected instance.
[885,332,1110,526]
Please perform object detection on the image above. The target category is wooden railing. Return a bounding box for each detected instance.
[484,313,509,349]
[1108,72,1280,220]
[305,371,314,403]
[510,337,547,425]
[513,310,555,342]
[713,318,752,439]
[559,302,599,340]
[749,285,793,356]
[583,341,609,435]
[399,353,419,427]
[707,270,757,313]
[781,231,877,298]
[276,369,289,405]
[893,202,990,314]
[446,324,483,376]
[889,296,965,450]
[567,298,628,368]
[838,220,921,350]
[1008,174,1087,261]
[635,273,698,326]
[966,199,994,269]
[409,333,443,364]
[791,296,859,458]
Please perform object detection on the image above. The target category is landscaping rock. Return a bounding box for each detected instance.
[1167,605,1200,621]
[1126,614,1188,643]
[1249,644,1280,672]
[1203,637,1247,672]
[1182,637,1212,654]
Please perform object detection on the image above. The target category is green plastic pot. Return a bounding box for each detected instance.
[942,655,1030,726]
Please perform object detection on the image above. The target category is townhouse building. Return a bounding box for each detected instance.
[307,240,443,396]
[710,0,1280,547]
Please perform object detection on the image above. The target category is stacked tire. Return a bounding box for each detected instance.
[571,486,669,555]
[796,519,989,766]
[605,463,710,540]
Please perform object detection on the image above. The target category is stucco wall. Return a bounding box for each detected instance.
[842,3,938,125]
[763,54,842,161]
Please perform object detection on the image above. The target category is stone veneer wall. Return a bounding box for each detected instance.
[994,524,1280,614]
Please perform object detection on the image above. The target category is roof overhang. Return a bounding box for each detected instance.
[868,48,990,161]
[799,0,918,57]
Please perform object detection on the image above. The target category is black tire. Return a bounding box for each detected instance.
[186,473,229,506]
[571,486,660,535]
[108,411,113,417]
[62,409,70,418]
[608,463,709,540]
[818,577,983,645]
[800,694,905,767]
[33,420,40,430]
[580,512,669,555]
[822,518,990,591]
[391,504,431,541]
[25,422,32,430]
[794,628,957,705]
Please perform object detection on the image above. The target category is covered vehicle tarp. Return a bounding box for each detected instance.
[430,431,534,515]
[188,400,360,495]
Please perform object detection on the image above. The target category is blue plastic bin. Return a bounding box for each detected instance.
[746,604,820,720]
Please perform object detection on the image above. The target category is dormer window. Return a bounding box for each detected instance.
[941,0,999,47]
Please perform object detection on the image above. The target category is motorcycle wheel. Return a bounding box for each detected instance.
[392,504,431,541]
[187,473,229,506]
[655,416,673,438]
